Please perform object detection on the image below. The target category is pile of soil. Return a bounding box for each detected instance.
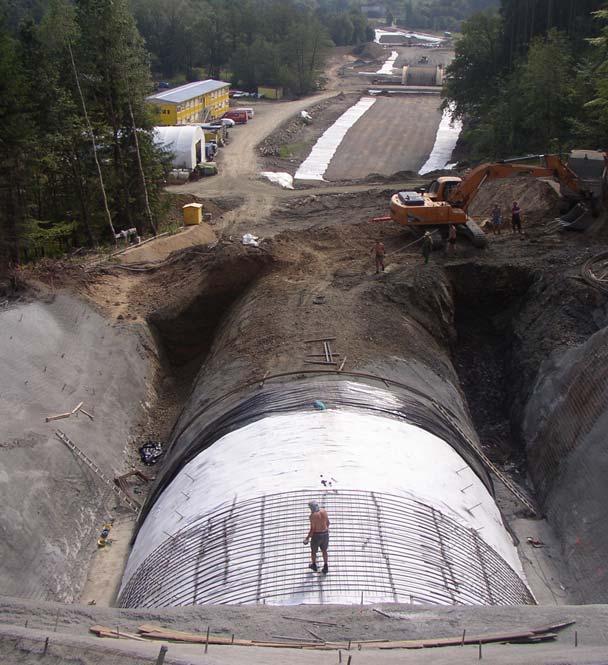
[274,189,394,221]
[161,192,237,229]
[468,178,560,228]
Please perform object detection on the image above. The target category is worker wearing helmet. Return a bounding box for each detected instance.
[303,501,330,573]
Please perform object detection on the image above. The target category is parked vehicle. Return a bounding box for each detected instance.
[233,107,254,119]
[211,117,235,127]
[223,110,248,124]
[205,142,218,160]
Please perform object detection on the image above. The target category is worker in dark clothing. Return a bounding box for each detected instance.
[373,240,386,273]
[422,231,433,264]
[447,224,457,255]
[303,500,330,574]
[491,204,502,235]
[511,201,523,234]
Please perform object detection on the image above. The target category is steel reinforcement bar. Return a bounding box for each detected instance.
[119,489,534,608]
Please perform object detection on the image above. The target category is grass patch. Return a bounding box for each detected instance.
[279,141,310,159]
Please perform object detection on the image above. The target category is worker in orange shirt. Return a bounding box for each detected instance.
[303,500,330,574]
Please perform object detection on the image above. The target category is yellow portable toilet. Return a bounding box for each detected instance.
[182,203,203,226]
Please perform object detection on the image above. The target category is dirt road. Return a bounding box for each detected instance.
[168,94,341,230]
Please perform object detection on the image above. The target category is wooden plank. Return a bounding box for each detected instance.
[90,625,147,641]
[71,401,84,414]
[281,616,339,627]
[136,622,567,652]
[530,620,575,634]
[306,354,341,357]
[45,412,71,423]
[80,408,95,421]
[305,628,323,642]
[304,361,338,366]
[373,628,546,650]
[138,625,251,646]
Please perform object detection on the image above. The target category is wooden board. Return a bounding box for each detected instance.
[134,620,572,652]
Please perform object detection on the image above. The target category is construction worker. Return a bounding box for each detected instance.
[447,224,457,254]
[511,201,523,234]
[373,239,386,273]
[303,500,330,574]
[422,231,433,264]
[491,204,502,235]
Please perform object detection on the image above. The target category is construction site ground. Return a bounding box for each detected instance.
[2,599,608,665]
[2,45,608,664]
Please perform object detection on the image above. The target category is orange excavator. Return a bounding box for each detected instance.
[388,154,605,247]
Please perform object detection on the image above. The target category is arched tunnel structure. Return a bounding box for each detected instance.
[118,262,534,608]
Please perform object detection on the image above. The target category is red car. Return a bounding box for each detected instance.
[223,110,248,124]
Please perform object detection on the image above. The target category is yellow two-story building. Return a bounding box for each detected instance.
[147,79,230,125]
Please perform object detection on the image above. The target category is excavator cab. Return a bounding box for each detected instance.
[426,177,463,202]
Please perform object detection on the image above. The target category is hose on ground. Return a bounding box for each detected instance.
[581,251,608,293]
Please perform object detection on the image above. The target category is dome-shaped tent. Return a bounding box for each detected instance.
[153,125,205,170]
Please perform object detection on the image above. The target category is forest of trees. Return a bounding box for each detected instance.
[0,0,370,273]
[383,0,498,31]
[0,0,167,273]
[130,0,372,90]
[443,0,608,159]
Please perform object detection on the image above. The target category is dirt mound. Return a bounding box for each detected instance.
[468,178,560,228]
[351,42,385,61]
[162,192,236,228]
[116,223,217,265]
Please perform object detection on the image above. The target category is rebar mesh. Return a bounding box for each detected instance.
[119,489,534,608]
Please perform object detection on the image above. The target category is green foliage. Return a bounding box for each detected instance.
[0,0,168,271]
[395,0,499,32]
[582,8,608,146]
[443,0,608,159]
[442,12,503,118]
[129,0,368,92]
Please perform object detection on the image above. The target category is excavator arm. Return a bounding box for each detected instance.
[446,155,587,212]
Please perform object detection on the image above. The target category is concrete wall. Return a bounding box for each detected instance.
[0,292,156,602]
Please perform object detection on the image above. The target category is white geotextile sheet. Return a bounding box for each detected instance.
[294,97,376,181]
[374,28,442,44]
[260,171,294,189]
[122,409,526,595]
[419,105,463,174]
[377,50,398,74]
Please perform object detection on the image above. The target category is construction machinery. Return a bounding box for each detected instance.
[389,153,607,247]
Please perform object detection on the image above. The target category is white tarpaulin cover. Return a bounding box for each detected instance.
[419,106,463,175]
[260,171,294,189]
[120,410,531,607]
[294,97,376,180]
[374,28,442,44]
[377,50,398,74]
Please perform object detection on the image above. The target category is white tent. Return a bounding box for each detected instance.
[153,125,205,170]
